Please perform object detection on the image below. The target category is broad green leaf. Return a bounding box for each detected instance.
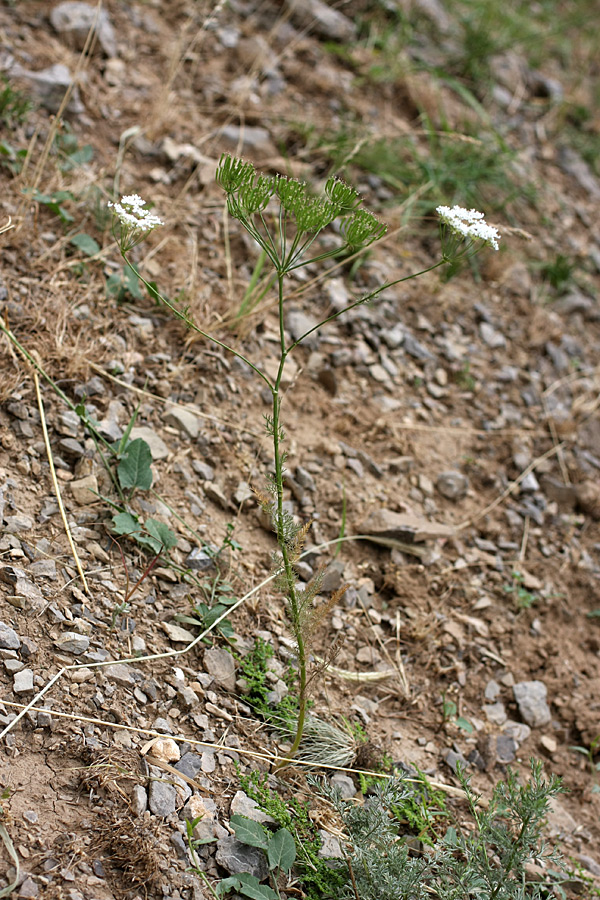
[215,876,241,897]
[267,828,296,872]
[230,816,269,850]
[237,874,277,900]
[118,438,153,491]
[70,233,100,256]
[112,511,142,537]
[144,518,178,551]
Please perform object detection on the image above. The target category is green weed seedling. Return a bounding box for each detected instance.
[570,734,600,793]
[109,171,501,765]
[442,693,474,733]
[31,188,75,225]
[0,75,32,127]
[503,570,538,610]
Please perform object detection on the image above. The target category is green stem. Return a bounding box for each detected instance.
[289,259,447,352]
[270,272,307,768]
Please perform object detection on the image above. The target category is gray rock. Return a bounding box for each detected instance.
[479,322,506,349]
[266,679,288,706]
[482,702,507,726]
[175,752,204,780]
[50,1,117,56]
[129,426,170,460]
[204,647,236,691]
[230,790,274,824]
[558,147,600,199]
[287,309,320,348]
[436,471,468,501]
[520,472,540,493]
[104,663,138,686]
[496,735,517,764]
[192,460,215,481]
[216,836,269,880]
[318,829,343,859]
[12,63,83,114]
[13,668,34,694]
[360,509,455,544]
[443,748,468,773]
[285,0,356,41]
[0,622,20,650]
[221,125,273,154]
[163,405,200,439]
[320,560,345,593]
[233,481,254,507]
[55,632,90,654]
[185,546,216,571]
[148,780,177,816]
[4,514,34,534]
[513,680,551,727]
[484,680,501,701]
[16,877,38,899]
[203,482,230,510]
[502,720,531,744]
[330,773,355,799]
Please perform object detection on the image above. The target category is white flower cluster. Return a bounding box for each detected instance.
[108,194,163,232]
[436,205,500,251]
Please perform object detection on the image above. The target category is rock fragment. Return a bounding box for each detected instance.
[216,836,269,880]
[513,680,551,727]
[0,622,20,650]
[204,647,236,691]
[50,1,117,56]
[54,632,90,654]
[436,471,468,501]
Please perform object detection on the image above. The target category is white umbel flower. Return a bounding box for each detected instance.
[436,205,500,251]
[109,194,163,250]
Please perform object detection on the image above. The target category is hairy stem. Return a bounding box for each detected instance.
[271,273,307,769]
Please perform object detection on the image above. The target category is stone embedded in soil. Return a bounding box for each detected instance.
[175,752,203,780]
[150,738,181,763]
[203,482,231,510]
[330,773,356,799]
[502,720,531,743]
[185,796,221,842]
[0,621,21,650]
[131,784,148,816]
[191,459,215,481]
[230,790,274,824]
[482,702,507,726]
[360,509,455,544]
[16,877,39,899]
[163,404,200,439]
[129,426,170,460]
[513,680,551,727]
[162,621,196,643]
[495,734,518,764]
[13,668,34,694]
[436,471,469,501]
[443,748,468,773]
[69,474,99,505]
[216,836,269,880]
[204,647,236,691]
[50,1,117,56]
[148,780,177,817]
[318,830,343,859]
[285,0,356,41]
[54,632,90,654]
[104,663,138,686]
[4,514,34,534]
[479,321,506,349]
[12,63,83,113]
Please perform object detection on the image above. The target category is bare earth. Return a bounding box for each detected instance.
[0,1,599,898]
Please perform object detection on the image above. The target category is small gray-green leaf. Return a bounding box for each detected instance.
[118,438,153,490]
[70,232,100,256]
[230,816,269,850]
[267,828,296,872]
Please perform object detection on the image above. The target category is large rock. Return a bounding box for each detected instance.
[360,509,454,545]
[50,2,117,56]
[216,836,268,880]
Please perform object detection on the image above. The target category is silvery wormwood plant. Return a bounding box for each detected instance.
[109,161,501,767]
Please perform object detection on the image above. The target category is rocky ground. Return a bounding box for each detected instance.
[0,0,600,897]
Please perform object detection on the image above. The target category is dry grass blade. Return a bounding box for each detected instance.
[33,370,90,593]
[0,822,19,899]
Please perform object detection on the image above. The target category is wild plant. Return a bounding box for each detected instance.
[109,168,501,765]
[310,759,565,900]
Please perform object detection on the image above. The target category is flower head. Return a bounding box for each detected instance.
[436,204,500,251]
[108,194,163,251]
